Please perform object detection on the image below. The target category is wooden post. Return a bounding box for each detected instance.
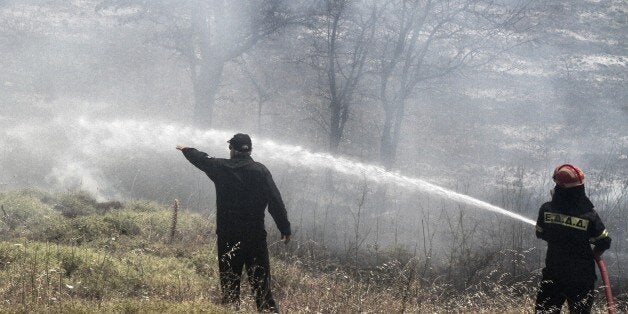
[169,199,179,244]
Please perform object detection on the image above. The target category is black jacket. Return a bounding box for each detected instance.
[182,148,291,237]
[535,185,611,281]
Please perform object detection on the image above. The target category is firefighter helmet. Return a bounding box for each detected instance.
[553,164,585,188]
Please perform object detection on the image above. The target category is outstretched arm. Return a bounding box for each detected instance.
[176,145,218,175]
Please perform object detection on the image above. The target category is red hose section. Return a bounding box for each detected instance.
[594,255,616,314]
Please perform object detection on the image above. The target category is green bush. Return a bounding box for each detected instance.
[95,201,123,213]
[26,215,111,245]
[103,210,142,236]
[0,191,54,233]
[54,192,98,218]
[123,200,165,212]
[68,216,113,244]
[26,214,68,242]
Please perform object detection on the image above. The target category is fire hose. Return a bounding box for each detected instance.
[594,254,616,314]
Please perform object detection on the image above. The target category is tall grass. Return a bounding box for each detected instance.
[0,189,624,313]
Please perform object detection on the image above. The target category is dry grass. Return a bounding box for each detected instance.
[0,190,625,313]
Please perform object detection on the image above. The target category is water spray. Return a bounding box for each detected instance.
[76,118,536,225]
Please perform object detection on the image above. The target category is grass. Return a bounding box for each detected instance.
[0,189,624,313]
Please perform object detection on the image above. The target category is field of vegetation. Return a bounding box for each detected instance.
[0,189,624,313]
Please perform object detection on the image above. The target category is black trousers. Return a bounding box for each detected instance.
[217,233,278,312]
[535,270,594,314]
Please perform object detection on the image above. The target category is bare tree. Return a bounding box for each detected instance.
[235,53,281,134]
[305,0,380,152]
[375,0,532,168]
[98,0,292,127]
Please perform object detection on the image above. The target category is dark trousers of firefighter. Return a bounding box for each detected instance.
[217,234,278,312]
[535,270,594,314]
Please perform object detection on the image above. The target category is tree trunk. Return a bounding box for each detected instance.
[379,98,406,169]
[329,99,342,153]
[390,98,406,164]
[192,61,224,127]
[380,107,394,169]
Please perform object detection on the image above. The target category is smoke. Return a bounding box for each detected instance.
[0,0,625,267]
[47,160,111,201]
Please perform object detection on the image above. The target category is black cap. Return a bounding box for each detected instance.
[228,133,252,152]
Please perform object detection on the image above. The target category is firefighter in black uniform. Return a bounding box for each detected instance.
[535,164,611,313]
[177,133,291,313]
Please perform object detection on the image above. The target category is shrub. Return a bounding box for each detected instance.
[0,191,54,233]
[26,214,68,242]
[20,213,112,245]
[68,216,113,245]
[54,192,98,218]
[95,201,123,213]
[103,210,141,236]
[123,200,164,212]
